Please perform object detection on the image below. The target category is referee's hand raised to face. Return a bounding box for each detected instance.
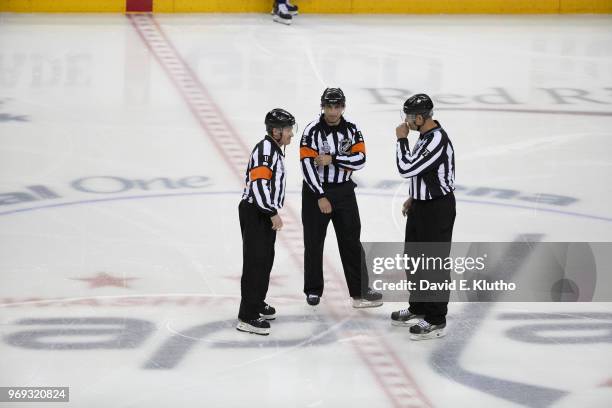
[396,123,409,139]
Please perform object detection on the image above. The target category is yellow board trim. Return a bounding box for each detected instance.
[1,0,611,13]
[560,0,612,12]
[1,0,125,12]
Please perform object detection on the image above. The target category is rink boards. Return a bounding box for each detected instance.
[1,0,612,14]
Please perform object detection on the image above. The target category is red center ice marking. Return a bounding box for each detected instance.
[70,272,139,289]
[128,13,433,408]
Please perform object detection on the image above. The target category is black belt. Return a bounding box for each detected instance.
[322,181,353,189]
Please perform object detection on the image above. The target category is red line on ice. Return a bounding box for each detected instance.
[127,13,433,408]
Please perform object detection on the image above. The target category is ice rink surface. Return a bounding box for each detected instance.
[1,12,611,408]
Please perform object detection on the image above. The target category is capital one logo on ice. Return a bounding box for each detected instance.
[0,175,580,209]
[0,175,213,207]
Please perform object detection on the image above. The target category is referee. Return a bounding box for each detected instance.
[237,108,295,336]
[300,88,382,308]
[390,94,456,340]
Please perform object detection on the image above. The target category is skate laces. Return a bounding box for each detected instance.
[417,320,431,329]
[398,308,411,317]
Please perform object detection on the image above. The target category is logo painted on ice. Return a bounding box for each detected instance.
[365,179,579,207]
[0,99,29,123]
[0,175,212,207]
[3,313,610,372]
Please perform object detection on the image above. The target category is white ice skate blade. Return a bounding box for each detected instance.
[352,299,383,308]
[273,15,292,25]
[409,329,446,341]
[236,321,270,336]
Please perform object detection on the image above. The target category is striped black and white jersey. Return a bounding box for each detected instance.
[396,121,455,200]
[300,115,366,197]
[241,135,286,216]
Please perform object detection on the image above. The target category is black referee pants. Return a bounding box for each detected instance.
[302,181,366,298]
[238,200,276,321]
[405,192,456,325]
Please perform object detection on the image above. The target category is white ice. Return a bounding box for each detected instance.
[1,12,611,408]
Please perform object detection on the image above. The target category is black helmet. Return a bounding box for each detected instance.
[265,108,296,132]
[321,87,346,106]
[403,93,434,117]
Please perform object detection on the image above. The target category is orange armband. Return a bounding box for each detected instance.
[250,166,273,180]
[300,146,318,160]
[351,141,366,154]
